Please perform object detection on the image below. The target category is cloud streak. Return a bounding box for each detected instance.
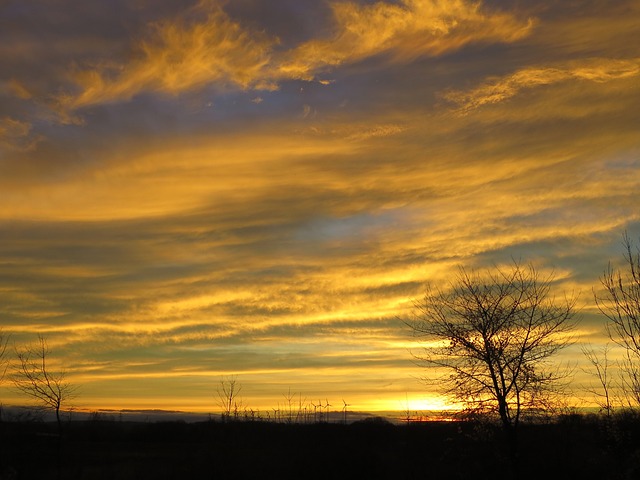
[56,1,276,117]
[443,57,640,114]
[279,0,533,80]
[0,117,39,152]
[54,0,533,119]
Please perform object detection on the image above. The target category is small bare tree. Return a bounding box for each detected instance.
[13,335,77,432]
[0,330,9,404]
[595,233,640,406]
[216,375,242,421]
[0,329,10,471]
[408,262,576,457]
[582,345,614,416]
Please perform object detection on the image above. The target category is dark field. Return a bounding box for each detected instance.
[2,414,640,479]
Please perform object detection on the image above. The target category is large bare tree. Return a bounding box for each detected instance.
[13,335,77,432]
[408,263,576,441]
[595,233,640,405]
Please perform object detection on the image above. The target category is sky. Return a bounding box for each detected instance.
[1,0,639,414]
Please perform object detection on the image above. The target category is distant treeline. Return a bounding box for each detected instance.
[2,411,640,479]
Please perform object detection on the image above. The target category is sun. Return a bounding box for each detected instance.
[357,395,459,413]
[404,396,459,412]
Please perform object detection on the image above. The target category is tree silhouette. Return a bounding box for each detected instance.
[13,335,77,433]
[0,330,9,408]
[408,262,576,464]
[216,375,242,421]
[582,345,614,416]
[595,233,640,405]
[0,330,9,473]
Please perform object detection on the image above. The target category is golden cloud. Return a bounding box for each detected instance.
[0,131,359,221]
[279,0,533,80]
[443,57,640,114]
[56,0,276,115]
[55,0,533,115]
[0,117,31,140]
[6,79,33,100]
[0,117,40,152]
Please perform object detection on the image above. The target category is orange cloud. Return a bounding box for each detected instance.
[0,117,30,139]
[0,117,40,152]
[279,0,534,80]
[56,0,276,116]
[6,79,33,100]
[442,57,640,114]
[55,0,533,117]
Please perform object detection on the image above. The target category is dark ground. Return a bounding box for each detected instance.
[1,413,640,479]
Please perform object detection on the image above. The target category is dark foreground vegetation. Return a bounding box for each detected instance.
[2,413,640,480]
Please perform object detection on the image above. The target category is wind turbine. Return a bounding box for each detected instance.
[342,399,351,424]
[324,399,332,423]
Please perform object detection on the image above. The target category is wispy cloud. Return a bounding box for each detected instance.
[442,57,640,114]
[4,79,33,100]
[53,0,533,119]
[0,117,40,152]
[55,1,276,118]
[279,0,533,80]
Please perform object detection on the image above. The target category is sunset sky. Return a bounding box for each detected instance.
[1,0,639,414]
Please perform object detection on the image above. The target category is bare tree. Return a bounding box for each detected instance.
[216,375,242,421]
[582,345,614,416]
[13,335,77,432]
[0,329,10,473]
[408,262,576,449]
[0,330,9,407]
[595,233,640,406]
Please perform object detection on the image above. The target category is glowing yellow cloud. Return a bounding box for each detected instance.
[0,132,358,221]
[57,0,276,115]
[280,0,533,80]
[443,57,640,114]
[55,0,533,116]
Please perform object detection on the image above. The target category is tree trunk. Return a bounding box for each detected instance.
[503,422,519,479]
[497,399,519,479]
[55,406,61,435]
